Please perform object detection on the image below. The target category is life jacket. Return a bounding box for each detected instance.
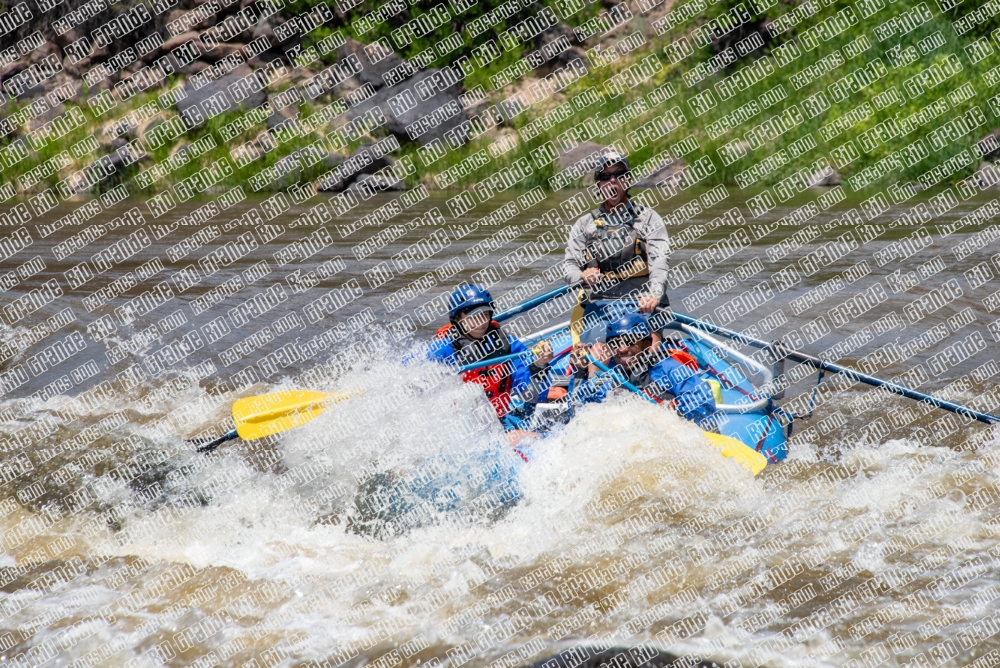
[626,347,701,402]
[584,201,650,300]
[436,321,515,418]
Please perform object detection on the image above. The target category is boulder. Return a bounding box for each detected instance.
[169,143,190,161]
[167,9,217,32]
[267,105,299,132]
[343,68,468,146]
[807,165,842,187]
[980,129,1000,161]
[179,60,211,77]
[338,38,404,89]
[633,157,686,188]
[252,19,275,42]
[161,31,201,52]
[176,64,265,128]
[976,161,1000,190]
[556,141,608,181]
[25,104,65,134]
[524,647,718,668]
[537,24,588,73]
[317,143,393,191]
[136,113,172,143]
[322,153,345,170]
[84,151,125,187]
[200,42,246,62]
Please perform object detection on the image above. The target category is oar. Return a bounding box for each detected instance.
[665,309,1000,425]
[584,354,662,405]
[195,286,579,454]
[192,389,355,454]
[456,345,572,373]
[494,284,574,322]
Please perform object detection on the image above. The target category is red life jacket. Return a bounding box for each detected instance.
[436,322,515,418]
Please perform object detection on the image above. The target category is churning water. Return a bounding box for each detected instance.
[2,191,1000,667]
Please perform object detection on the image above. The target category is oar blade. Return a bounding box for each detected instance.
[233,390,331,441]
[702,431,768,476]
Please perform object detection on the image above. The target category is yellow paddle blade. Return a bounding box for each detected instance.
[232,389,354,441]
[702,431,768,476]
[705,379,724,405]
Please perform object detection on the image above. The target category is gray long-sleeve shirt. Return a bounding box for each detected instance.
[563,201,670,299]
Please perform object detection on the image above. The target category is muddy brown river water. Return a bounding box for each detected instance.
[2,189,1000,668]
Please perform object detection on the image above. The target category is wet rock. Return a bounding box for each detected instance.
[976,161,1000,189]
[979,129,1000,161]
[316,143,393,191]
[522,647,720,668]
[176,64,265,128]
[339,37,404,89]
[634,157,687,188]
[807,165,842,187]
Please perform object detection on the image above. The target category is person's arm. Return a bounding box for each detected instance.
[508,336,538,398]
[641,209,670,300]
[426,338,456,364]
[651,360,717,423]
[564,217,591,285]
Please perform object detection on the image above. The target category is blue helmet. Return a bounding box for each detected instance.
[448,284,495,319]
[605,313,651,342]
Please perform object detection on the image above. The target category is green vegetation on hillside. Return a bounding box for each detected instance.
[0,0,996,199]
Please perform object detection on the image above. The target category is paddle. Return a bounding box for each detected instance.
[192,389,355,454]
[194,286,579,454]
[664,309,1000,425]
[456,345,573,373]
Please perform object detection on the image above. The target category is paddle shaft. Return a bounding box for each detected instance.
[194,428,238,454]
[193,287,578,454]
[667,309,1000,425]
[456,345,572,373]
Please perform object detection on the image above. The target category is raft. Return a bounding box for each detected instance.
[519,316,790,475]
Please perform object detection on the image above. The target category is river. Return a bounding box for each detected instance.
[1,189,999,668]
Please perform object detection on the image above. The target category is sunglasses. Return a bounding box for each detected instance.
[596,170,627,182]
[607,336,646,350]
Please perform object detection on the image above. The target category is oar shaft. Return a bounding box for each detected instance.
[585,355,661,405]
[494,284,574,322]
[779,346,1000,425]
[668,310,1000,425]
